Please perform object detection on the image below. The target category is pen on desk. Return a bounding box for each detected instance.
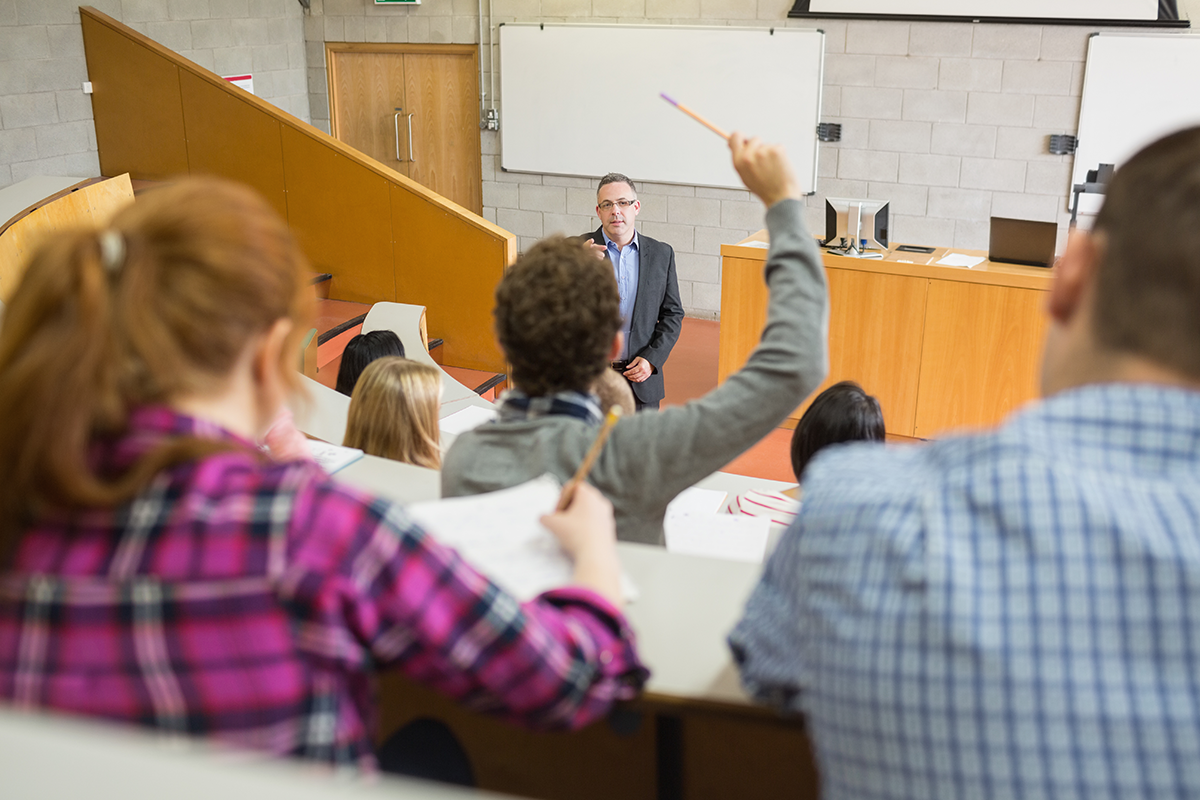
[660,93,730,140]
[557,405,623,511]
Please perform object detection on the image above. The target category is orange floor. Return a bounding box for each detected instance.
[661,319,796,484]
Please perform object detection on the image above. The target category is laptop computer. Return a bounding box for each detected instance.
[988,217,1058,268]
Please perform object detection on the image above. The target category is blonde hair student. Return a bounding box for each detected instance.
[0,177,645,772]
[343,356,442,468]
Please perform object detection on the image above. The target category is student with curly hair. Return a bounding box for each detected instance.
[442,134,830,545]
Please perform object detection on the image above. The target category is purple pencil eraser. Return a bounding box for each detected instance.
[660,93,677,106]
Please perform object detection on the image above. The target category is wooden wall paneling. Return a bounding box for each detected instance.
[179,71,288,218]
[0,175,134,302]
[376,673,657,800]
[281,126,397,304]
[716,256,770,384]
[328,49,409,178]
[678,711,819,800]
[913,281,1049,438]
[391,183,511,373]
[792,268,928,437]
[80,10,189,181]
[403,51,483,214]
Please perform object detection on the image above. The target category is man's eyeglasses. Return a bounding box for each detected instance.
[598,199,637,211]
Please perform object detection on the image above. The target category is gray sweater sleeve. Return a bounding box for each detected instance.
[590,198,830,540]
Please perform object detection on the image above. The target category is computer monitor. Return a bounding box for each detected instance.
[824,197,889,257]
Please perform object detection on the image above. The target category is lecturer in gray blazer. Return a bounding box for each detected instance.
[583,226,685,408]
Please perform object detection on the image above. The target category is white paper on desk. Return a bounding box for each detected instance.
[439,405,497,436]
[740,240,769,249]
[407,475,637,603]
[665,513,772,564]
[936,253,986,269]
[307,441,364,474]
[665,487,728,524]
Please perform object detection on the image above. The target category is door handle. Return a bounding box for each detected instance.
[407,113,415,163]
[393,109,403,161]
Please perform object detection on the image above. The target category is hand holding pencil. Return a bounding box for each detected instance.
[540,483,623,608]
[539,405,624,607]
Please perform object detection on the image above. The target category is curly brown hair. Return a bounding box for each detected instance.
[495,235,622,396]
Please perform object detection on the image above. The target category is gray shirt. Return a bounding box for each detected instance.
[441,199,829,545]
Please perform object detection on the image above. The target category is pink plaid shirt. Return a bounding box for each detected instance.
[0,407,647,768]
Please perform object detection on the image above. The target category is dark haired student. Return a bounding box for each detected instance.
[335,329,405,396]
[443,134,830,545]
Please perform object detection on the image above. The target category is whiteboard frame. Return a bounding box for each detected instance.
[498,23,824,192]
[789,0,1187,26]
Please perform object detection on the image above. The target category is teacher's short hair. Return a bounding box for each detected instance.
[597,173,637,195]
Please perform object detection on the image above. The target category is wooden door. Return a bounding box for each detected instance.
[403,52,482,214]
[329,50,408,177]
[328,44,482,214]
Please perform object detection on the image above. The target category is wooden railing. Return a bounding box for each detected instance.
[0,174,134,303]
[79,7,514,373]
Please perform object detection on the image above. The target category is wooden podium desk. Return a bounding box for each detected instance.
[720,234,1055,440]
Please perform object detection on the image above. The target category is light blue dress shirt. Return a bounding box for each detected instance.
[602,230,639,362]
[731,383,1200,800]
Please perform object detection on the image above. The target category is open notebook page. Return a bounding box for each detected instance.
[407,475,637,603]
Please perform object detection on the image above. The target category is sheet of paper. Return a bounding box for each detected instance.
[307,441,364,474]
[439,404,497,436]
[665,513,772,564]
[407,475,637,602]
[665,487,729,524]
[936,253,987,268]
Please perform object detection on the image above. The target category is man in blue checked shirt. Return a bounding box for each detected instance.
[730,126,1200,800]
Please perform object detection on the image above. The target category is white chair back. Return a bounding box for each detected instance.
[361,302,479,404]
[293,374,351,445]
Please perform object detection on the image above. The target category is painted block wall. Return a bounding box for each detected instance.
[301,0,1194,318]
[0,0,310,192]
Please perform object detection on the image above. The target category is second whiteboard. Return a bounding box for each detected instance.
[499,24,825,191]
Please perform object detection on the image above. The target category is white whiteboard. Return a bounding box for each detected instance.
[806,0,1159,19]
[499,24,824,191]
[1073,33,1200,215]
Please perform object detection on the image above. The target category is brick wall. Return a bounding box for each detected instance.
[0,0,310,191]
[302,1,1195,318]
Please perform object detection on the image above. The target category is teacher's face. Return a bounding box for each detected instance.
[597,182,640,244]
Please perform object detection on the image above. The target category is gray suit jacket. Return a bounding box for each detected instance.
[585,227,685,404]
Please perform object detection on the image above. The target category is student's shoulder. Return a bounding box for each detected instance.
[801,427,1017,511]
[250,457,422,545]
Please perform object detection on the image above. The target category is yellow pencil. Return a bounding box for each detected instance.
[556,405,623,511]
[660,93,731,140]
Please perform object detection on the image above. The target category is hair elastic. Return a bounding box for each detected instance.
[98,230,126,274]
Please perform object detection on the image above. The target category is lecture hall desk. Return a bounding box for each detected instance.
[347,454,818,800]
[719,233,1056,440]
